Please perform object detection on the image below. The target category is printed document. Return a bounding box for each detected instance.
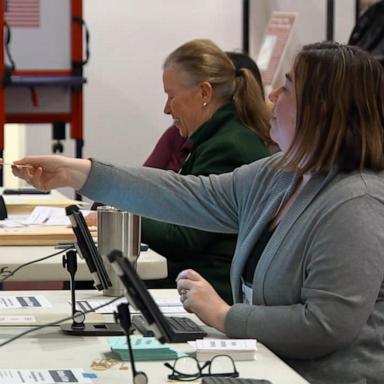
[0,369,94,383]
[0,295,51,309]
[76,297,186,314]
[189,339,258,361]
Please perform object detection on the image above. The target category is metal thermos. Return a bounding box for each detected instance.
[97,206,141,296]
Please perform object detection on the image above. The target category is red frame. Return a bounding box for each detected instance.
[0,0,5,150]
[70,0,83,141]
[0,0,84,153]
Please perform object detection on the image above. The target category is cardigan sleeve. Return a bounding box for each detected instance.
[225,195,384,359]
[79,160,245,233]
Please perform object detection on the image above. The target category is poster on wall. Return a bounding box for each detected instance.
[256,12,297,94]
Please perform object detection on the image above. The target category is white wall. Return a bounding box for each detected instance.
[24,0,242,169]
[250,0,326,55]
[21,0,356,190]
[335,0,356,43]
[250,0,355,54]
[249,0,355,91]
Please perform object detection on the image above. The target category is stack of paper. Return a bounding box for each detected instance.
[0,206,96,245]
[189,339,257,361]
[22,206,92,226]
[108,335,180,361]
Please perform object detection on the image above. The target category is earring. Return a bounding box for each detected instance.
[202,101,208,107]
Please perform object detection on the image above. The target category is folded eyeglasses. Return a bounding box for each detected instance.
[164,354,239,381]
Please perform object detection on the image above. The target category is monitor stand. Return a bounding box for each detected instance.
[60,249,124,336]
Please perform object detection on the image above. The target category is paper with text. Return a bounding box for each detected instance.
[0,369,94,383]
[76,297,186,314]
[0,295,51,309]
[0,207,92,227]
[189,339,257,350]
[0,315,36,323]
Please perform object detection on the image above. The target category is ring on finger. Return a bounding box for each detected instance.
[179,290,188,303]
[180,294,187,303]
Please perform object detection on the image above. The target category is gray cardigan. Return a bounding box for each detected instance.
[80,155,384,384]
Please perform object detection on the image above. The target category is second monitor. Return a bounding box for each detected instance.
[108,249,207,343]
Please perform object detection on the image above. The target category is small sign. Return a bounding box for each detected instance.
[257,12,297,87]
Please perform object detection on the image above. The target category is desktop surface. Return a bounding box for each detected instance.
[0,289,309,383]
[0,245,167,282]
[0,188,82,215]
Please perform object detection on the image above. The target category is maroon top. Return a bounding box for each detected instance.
[143,125,192,172]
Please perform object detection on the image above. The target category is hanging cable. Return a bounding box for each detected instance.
[0,247,74,283]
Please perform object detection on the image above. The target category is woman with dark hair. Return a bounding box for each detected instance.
[226,51,265,99]
[8,41,384,383]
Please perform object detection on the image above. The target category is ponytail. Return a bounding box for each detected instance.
[233,69,272,144]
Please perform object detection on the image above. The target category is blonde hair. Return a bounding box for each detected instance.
[163,39,271,144]
[277,41,384,173]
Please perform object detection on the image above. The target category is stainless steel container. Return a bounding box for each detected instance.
[97,206,141,296]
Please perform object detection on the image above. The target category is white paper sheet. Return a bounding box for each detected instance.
[0,369,94,383]
[0,215,29,228]
[0,315,36,323]
[0,207,91,227]
[189,339,257,351]
[76,297,186,314]
[0,295,51,309]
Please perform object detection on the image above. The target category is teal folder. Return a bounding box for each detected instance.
[108,335,181,361]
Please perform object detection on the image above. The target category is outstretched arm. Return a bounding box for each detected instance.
[2,155,91,191]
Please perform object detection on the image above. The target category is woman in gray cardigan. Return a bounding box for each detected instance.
[8,42,384,384]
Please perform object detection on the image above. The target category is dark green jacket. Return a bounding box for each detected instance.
[143,103,269,303]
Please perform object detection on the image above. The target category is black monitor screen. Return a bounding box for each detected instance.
[107,249,173,343]
[66,205,111,290]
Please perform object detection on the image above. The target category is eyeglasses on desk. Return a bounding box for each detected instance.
[164,354,239,381]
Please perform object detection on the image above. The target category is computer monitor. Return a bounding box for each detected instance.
[63,205,123,336]
[66,204,111,290]
[0,195,7,220]
[108,249,207,343]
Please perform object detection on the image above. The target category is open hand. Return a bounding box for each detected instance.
[10,155,91,191]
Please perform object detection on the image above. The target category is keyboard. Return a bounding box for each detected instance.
[202,378,272,384]
[131,314,207,343]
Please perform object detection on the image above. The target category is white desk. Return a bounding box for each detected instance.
[1,188,82,215]
[1,189,167,282]
[0,246,167,281]
[0,290,309,384]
